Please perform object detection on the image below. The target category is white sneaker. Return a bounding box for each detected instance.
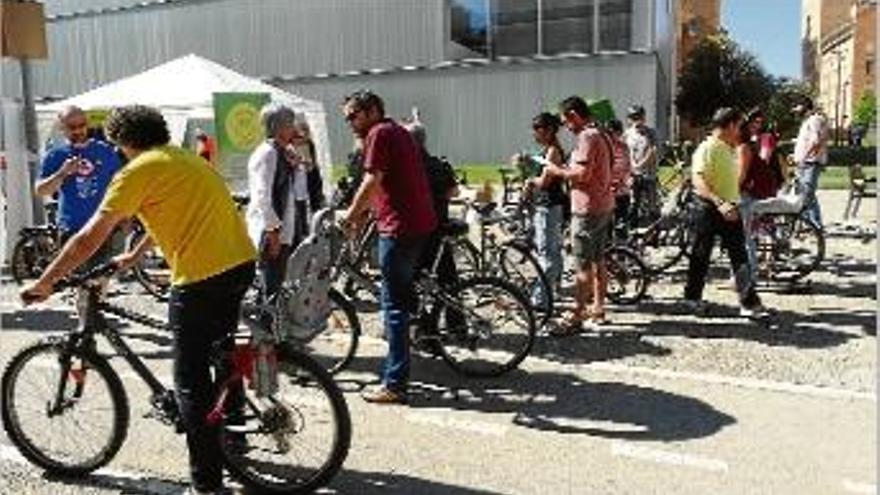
[740,305,769,320]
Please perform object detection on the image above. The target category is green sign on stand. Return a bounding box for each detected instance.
[213,92,270,154]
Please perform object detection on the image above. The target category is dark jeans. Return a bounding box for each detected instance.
[614,194,631,239]
[258,242,292,301]
[378,234,427,392]
[630,174,657,226]
[169,262,255,492]
[684,198,761,308]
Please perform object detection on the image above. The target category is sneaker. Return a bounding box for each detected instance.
[361,386,408,405]
[740,304,770,320]
[682,299,708,316]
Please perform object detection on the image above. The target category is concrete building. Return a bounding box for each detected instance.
[801,0,877,135]
[2,0,677,168]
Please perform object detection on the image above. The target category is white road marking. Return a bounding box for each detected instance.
[571,361,877,403]
[842,479,877,494]
[611,441,729,473]
[403,409,508,436]
[0,443,184,494]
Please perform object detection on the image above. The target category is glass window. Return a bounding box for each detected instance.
[451,0,491,56]
[599,0,632,51]
[491,0,539,57]
[542,0,595,55]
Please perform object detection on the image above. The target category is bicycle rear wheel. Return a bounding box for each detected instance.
[11,233,57,285]
[302,289,361,375]
[435,276,536,378]
[605,246,649,305]
[1,340,129,476]
[762,214,825,282]
[497,241,553,329]
[221,345,351,494]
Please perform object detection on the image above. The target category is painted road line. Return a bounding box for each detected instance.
[403,409,508,437]
[0,443,185,494]
[573,361,876,403]
[842,479,877,494]
[611,441,729,473]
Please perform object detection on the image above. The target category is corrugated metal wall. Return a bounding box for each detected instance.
[10,0,445,97]
[284,54,660,165]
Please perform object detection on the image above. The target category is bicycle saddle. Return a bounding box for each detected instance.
[441,218,469,237]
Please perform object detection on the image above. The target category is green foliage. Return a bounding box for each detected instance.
[676,35,774,128]
[852,90,877,128]
[766,78,814,140]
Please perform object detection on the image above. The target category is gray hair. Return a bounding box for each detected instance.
[404,122,426,148]
[260,102,297,138]
[57,105,85,124]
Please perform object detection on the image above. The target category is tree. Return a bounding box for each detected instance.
[852,90,877,129]
[676,34,774,128]
[766,78,814,140]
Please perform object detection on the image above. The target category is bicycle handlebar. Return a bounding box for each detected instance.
[22,262,121,304]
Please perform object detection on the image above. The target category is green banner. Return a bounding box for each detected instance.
[213,92,270,154]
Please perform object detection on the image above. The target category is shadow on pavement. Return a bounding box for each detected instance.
[1,309,79,333]
[339,357,735,442]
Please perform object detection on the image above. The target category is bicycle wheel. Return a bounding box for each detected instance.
[497,241,553,329]
[435,276,536,378]
[302,289,361,375]
[1,340,130,476]
[635,209,691,275]
[221,345,351,494]
[450,237,481,275]
[125,227,171,300]
[11,233,57,285]
[763,214,825,282]
[605,246,649,305]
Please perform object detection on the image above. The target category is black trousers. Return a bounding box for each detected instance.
[168,262,255,491]
[684,198,761,308]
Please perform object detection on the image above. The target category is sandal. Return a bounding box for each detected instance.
[550,312,584,337]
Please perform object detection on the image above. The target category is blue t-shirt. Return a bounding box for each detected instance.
[39,139,122,233]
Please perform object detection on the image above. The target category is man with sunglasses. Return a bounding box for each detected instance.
[340,90,437,405]
[35,106,123,271]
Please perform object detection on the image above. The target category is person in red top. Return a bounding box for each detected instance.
[340,90,437,404]
[542,96,615,332]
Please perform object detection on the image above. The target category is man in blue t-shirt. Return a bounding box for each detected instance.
[35,106,122,266]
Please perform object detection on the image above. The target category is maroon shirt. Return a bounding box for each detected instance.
[363,119,437,237]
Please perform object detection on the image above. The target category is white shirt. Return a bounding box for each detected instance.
[794,113,828,164]
[623,125,657,176]
[245,141,301,247]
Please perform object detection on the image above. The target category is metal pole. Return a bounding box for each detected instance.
[18,1,43,223]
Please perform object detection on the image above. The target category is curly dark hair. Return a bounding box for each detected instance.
[532,112,562,132]
[104,105,170,149]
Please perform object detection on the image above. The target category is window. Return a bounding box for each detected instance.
[492,0,539,57]
[542,0,595,54]
[451,0,491,56]
[599,0,632,51]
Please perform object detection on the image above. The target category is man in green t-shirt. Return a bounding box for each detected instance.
[684,108,766,319]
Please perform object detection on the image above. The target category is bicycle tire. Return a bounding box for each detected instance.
[303,289,361,375]
[764,214,825,283]
[11,233,57,285]
[221,345,351,494]
[125,226,171,301]
[434,276,536,378]
[605,245,649,305]
[450,237,482,275]
[497,241,554,329]
[1,340,130,477]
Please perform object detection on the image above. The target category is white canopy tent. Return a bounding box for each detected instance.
[36,54,332,191]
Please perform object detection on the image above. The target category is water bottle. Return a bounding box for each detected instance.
[252,342,279,397]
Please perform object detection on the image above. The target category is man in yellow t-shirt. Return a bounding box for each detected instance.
[684,107,766,319]
[21,105,256,495]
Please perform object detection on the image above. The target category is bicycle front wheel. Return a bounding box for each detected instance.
[605,246,649,305]
[221,345,351,494]
[435,276,536,378]
[763,214,825,282]
[1,340,130,476]
[303,289,361,375]
[497,241,553,329]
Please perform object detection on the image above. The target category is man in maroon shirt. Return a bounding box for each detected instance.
[341,90,437,404]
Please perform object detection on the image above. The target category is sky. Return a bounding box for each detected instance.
[722,0,802,80]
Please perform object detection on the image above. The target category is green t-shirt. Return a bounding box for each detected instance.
[691,135,739,203]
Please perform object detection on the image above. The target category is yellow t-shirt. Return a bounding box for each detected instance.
[691,135,739,203]
[100,145,256,286]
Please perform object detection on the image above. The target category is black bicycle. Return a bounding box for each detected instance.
[332,218,537,378]
[10,201,60,285]
[2,263,351,494]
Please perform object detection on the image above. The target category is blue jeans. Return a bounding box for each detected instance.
[532,204,563,304]
[377,235,427,392]
[796,161,823,228]
[739,194,758,282]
